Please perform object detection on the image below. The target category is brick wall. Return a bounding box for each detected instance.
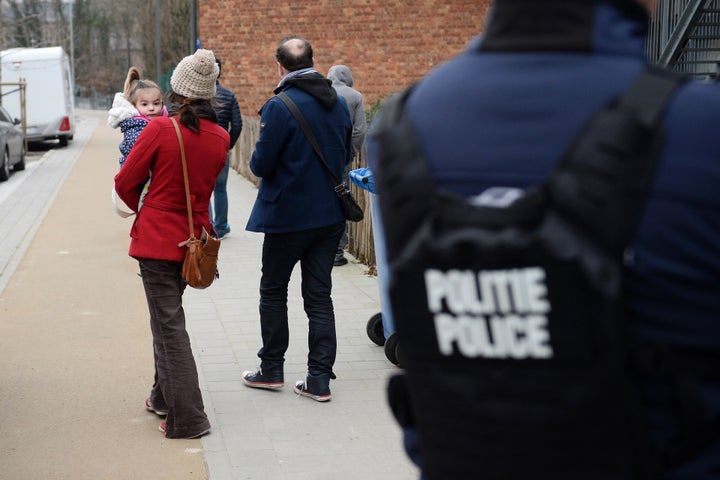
[199,0,492,117]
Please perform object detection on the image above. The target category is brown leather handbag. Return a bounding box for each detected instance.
[171,117,221,289]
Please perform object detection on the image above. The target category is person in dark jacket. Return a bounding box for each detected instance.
[210,57,242,239]
[369,0,720,478]
[243,36,353,402]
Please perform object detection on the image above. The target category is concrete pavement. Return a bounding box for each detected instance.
[0,109,418,480]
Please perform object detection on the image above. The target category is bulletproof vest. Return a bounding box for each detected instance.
[374,68,699,480]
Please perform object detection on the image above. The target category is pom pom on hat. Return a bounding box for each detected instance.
[170,49,219,99]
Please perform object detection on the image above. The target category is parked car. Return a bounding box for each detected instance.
[0,104,25,182]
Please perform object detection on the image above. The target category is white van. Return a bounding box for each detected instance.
[1,46,75,146]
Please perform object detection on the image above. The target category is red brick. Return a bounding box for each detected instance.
[200,0,491,116]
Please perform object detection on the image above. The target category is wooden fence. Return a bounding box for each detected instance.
[230,115,378,272]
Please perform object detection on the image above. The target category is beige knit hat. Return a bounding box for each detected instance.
[170,49,219,99]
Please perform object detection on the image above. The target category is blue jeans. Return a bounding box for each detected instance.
[256,223,345,376]
[210,153,231,236]
[138,258,210,438]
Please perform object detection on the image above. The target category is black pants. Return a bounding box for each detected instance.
[139,258,210,438]
[257,223,345,376]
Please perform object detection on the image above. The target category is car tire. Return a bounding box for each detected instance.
[0,149,9,181]
[59,136,69,147]
[14,146,25,171]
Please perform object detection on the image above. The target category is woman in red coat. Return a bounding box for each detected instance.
[115,49,230,439]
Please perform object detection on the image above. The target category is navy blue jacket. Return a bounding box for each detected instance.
[214,83,242,149]
[370,0,720,476]
[246,73,352,233]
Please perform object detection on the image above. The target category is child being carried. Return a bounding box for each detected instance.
[108,67,168,217]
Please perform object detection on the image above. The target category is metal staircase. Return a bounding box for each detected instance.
[648,0,720,80]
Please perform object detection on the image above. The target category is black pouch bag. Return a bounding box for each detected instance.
[336,182,364,222]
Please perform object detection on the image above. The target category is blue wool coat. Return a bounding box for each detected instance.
[246,85,352,234]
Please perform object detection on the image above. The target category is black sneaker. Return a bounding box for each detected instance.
[334,255,348,266]
[294,373,332,402]
[242,367,284,390]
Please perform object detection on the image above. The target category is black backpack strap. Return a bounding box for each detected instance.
[549,67,684,255]
[373,86,438,261]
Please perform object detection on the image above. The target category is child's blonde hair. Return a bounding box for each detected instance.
[123,66,163,106]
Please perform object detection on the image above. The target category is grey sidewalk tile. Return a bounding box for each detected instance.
[197,344,236,358]
[200,354,238,365]
[206,380,246,392]
[202,450,236,480]
[204,368,245,383]
[226,450,285,476]
[209,390,254,414]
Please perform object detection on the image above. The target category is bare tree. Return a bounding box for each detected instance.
[72,0,112,94]
[1,0,190,101]
[139,0,191,88]
[6,0,44,47]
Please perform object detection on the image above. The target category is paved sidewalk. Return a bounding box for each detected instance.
[0,110,418,480]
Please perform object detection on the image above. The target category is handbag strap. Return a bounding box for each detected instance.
[276,91,343,190]
[170,117,196,241]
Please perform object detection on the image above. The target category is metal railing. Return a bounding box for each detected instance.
[648,0,720,80]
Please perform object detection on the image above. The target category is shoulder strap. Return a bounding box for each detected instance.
[277,91,343,189]
[170,117,196,243]
[549,67,684,255]
[373,87,438,260]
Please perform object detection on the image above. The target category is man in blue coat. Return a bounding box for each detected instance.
[244,36,352,402]
[370,0,720,478]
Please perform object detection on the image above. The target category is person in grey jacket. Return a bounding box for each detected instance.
[328,65,367,266]
[328,65,366,156]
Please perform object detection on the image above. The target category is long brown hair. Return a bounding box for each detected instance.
[165,91,218,133]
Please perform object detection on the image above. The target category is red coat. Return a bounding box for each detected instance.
[115,116,230,262]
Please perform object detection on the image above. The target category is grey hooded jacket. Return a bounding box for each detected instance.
[328,65,367,156]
